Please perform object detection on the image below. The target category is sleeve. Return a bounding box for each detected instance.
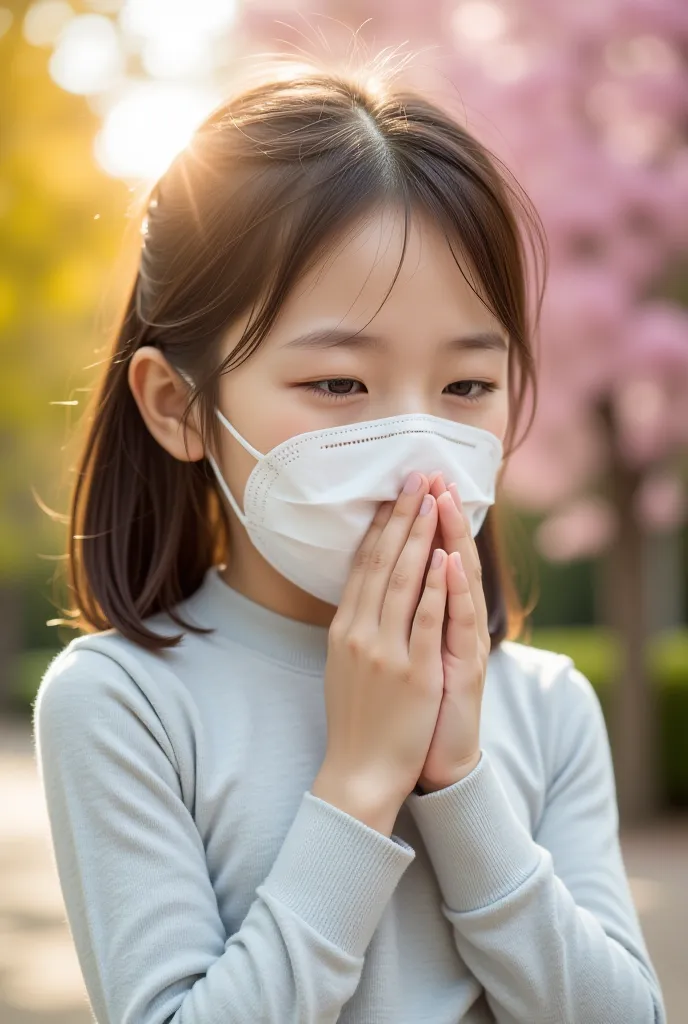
[32,649,415,1024]
[405,657,666,1024]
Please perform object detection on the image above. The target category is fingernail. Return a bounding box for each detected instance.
[403,472,422,494]
[451,551,464,573]
[419,494,434,515]
[431,547,444,568]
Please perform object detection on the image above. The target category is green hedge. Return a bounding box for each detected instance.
[12,629,688,805]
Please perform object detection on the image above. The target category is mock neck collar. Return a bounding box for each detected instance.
[184,566,330,674]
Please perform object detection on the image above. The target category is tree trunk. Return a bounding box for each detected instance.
[598,403,662,824]
[644,529,685,634]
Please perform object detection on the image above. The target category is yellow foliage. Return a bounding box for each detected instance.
[44,255,105,316]
[0,274,17,330]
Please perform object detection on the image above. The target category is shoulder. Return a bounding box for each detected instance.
[33,632,190,804]
[35,593,202,704]
[491,639,607,758]
[495,638,573,681]
[33,625,193,763]
[492,639,610,784]
[494,639,600,711]
[35,633,135,715]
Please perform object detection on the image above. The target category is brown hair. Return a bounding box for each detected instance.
[61,61,546,650]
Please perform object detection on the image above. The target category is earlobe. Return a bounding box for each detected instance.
[128,346,205,463]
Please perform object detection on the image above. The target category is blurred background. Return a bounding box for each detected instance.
[0,0,687,1020]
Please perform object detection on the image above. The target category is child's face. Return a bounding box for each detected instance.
[215,204,510,508]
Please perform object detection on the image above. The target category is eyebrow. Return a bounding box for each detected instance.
[281,328,508,352]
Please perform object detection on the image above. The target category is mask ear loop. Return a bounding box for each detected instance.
[205,450,249,525]
[214,408,264,461]
[176,368,264,525]
[207,410,265,525]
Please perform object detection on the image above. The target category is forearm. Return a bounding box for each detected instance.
[443,853,663,1023]
[406,752,665,1024]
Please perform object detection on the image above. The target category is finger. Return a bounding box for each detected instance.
[448,483,487,639]
[442,485,489,648]
[333,500,394,633]
[446,551,480,661]
[438,486,490,651]
[409,547,447,666]
[448,483,480,562]
[428,470,445,496]
[352,472,430,626]
[378,494,440,643]
[427,472,447,554]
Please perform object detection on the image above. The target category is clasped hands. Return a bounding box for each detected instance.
[414,472,490,794]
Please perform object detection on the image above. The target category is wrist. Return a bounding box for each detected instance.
[311,765,402,837]
[416,750,482,795]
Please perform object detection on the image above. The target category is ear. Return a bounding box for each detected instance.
[128,347,204,462]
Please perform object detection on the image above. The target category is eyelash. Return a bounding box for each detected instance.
[303,379,498,402]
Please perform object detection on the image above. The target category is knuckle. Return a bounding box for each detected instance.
[458,610,478,630]
[388,567,411,592]
[474,564,483,582]
[366,648,412,681]
[368,646,388,673]
[352,546,370,571]
[328,619,346,645]
[415,608,436,631]
[368,548,389,573]
[344,629,368,656]
[377,652,411,681]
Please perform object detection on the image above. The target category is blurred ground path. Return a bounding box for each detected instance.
[1,713,686,1023]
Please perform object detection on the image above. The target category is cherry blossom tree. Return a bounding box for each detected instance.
[242,0,688,821]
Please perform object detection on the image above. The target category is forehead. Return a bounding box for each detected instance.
[271,204,503,339]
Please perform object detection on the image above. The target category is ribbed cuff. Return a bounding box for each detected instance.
[406,751,540,913]
[261,790,415,958]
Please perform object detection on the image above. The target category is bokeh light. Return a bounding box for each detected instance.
[119,0,238,38]
[21,0,238,179]
[22,0,73,48]
[94,81,220,180]
[49,14,123,95]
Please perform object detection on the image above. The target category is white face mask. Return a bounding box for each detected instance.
[203,404,503,606]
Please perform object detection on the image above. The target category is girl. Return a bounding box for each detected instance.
[34,65,665,1023]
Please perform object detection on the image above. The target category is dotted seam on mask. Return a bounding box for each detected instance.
[264,414,497,466]
[320,429,476,450]
[245,457,280,527]
[243,418,497,524]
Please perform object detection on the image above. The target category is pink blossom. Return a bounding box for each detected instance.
[535,497,616,561]
[624,303,688,377]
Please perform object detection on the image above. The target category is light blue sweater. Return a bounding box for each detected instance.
[33,566,665,1023]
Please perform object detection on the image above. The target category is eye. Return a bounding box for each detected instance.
[444,380,497,402]
[303,378,367,399]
